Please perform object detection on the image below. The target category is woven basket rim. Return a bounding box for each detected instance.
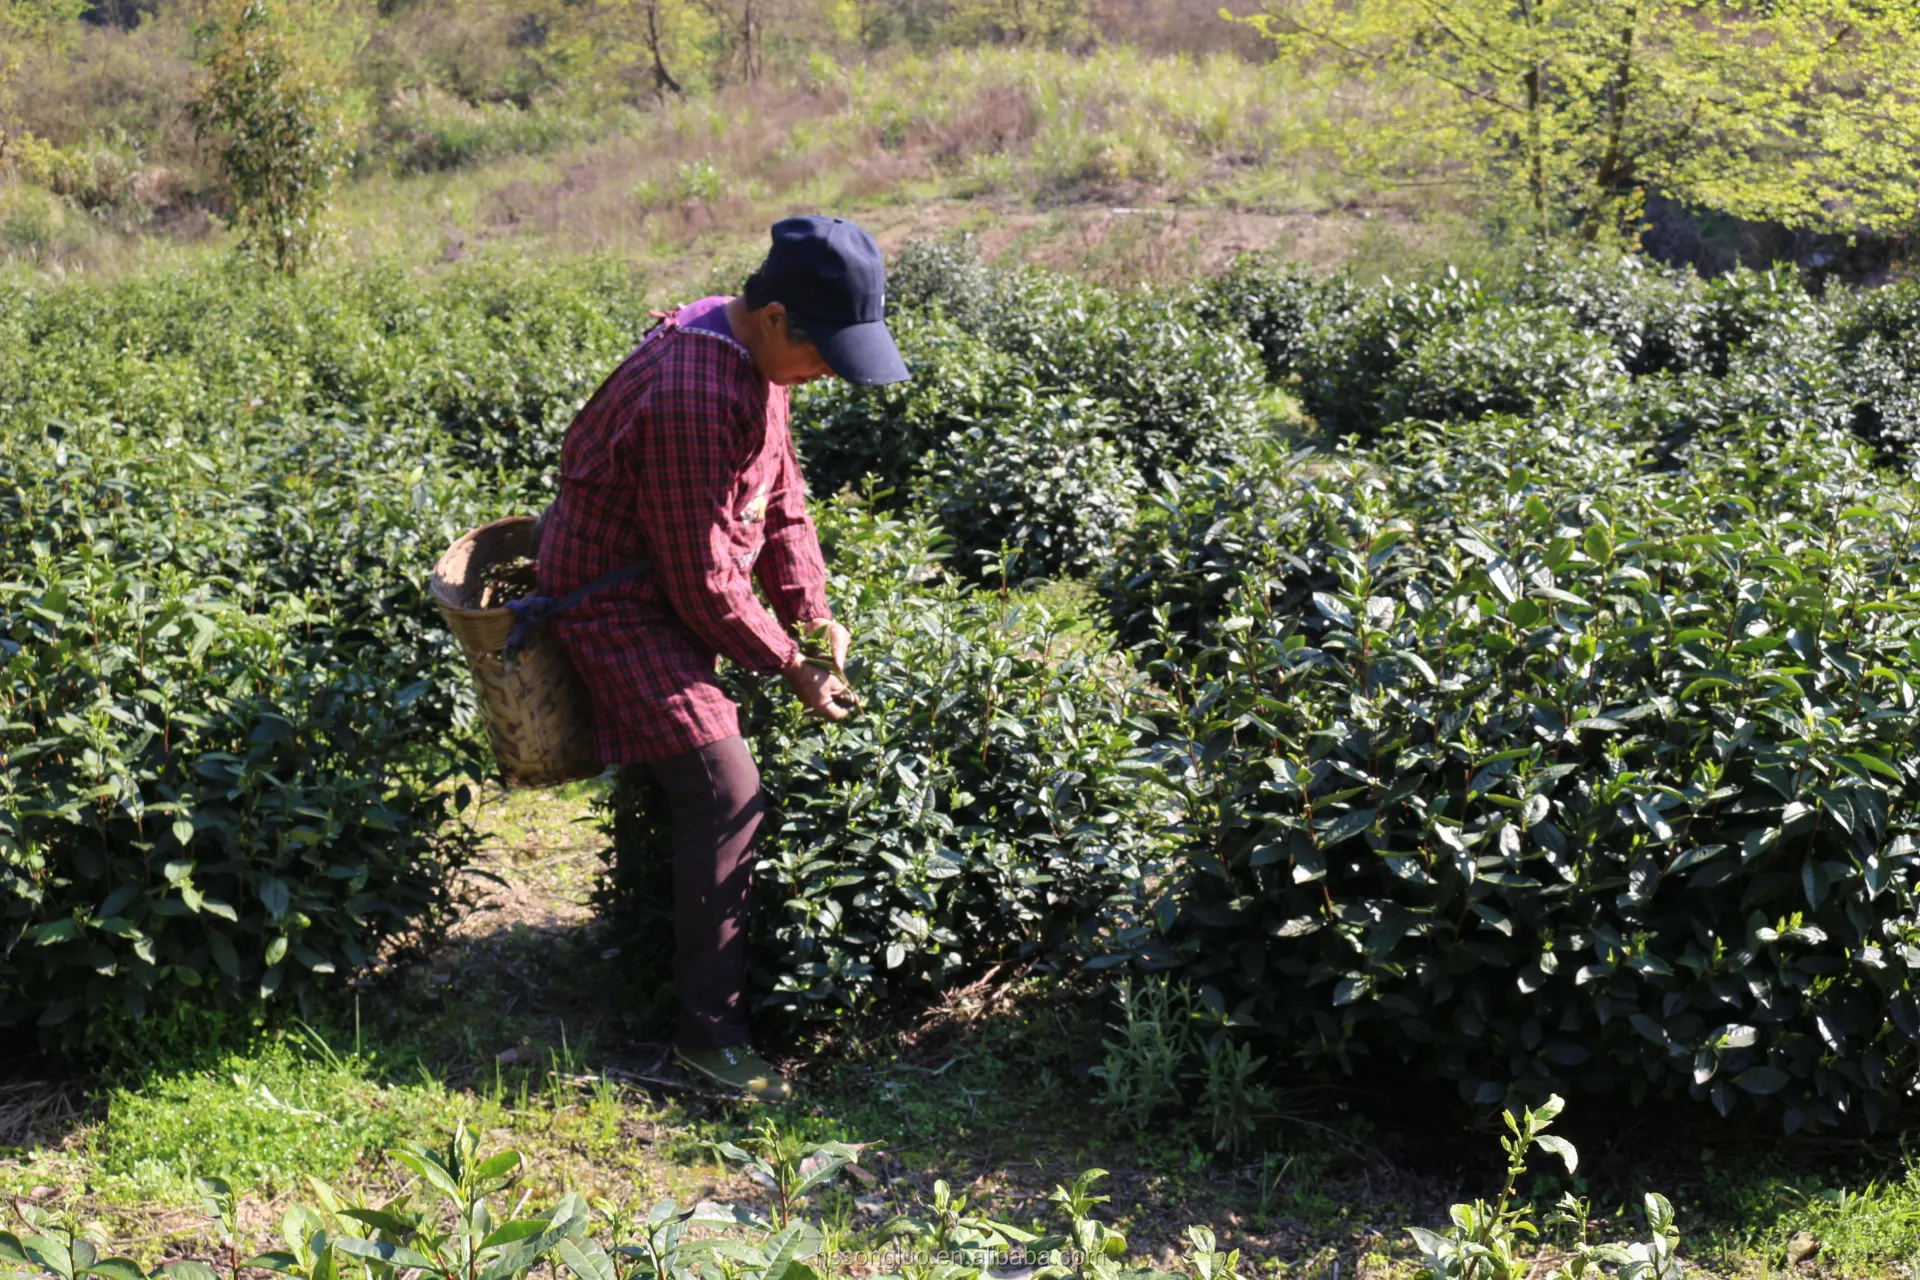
[432,514,536,619]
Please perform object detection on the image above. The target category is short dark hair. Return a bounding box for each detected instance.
[741,265,810,344]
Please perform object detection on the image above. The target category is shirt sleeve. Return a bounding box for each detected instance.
[754,424,833,630]
[635,374,800,675]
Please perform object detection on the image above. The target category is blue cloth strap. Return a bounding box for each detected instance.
[503,557,652,655]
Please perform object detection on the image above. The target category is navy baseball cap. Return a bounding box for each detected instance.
[759,215,910,386]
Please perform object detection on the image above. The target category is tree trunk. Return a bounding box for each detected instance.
[641,0,682,97]
[1581,5,1640,242]
[1518,0,1548,238]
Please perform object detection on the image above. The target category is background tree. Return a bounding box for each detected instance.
[188,0,354,273]
[945,0,1087,45]
[1238,0,1920,242]
[0,0,89,164]
[523,0,719,103]
[637,0,685,95]
[693,0,768,81]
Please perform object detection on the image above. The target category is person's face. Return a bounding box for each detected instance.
[747,303,835,387]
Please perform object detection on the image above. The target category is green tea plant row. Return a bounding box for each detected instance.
[793,244,1272,579]
[0,257,652,1050]
[0,246,1224,1057]
[1079,253,1920,1132]
[1107,418,1920,1133]
[9,236,1920,1136]
[0,1105,1679,1280]
[824,241,1920,1131]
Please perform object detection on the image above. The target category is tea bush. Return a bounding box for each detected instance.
[985,271,1268,479]
[0,257,658,1052]
[793,245,1272,572]
[883,235,997,329]
[1692,266,1829,379]
[1834,280,1920,458]
[924,391,1140,581]
[1102,442,1323,655]
[791,312,1007,502]
[597,498,1174,1024]
[1204,251,1870,454]
[1379,306,1624,425]
[1511,249,1708,378]
[0,256,651,466]
[0,416,479,1050]
[1114,415,1920,1130]
[1291,268,1490,439]
[1191,250,1325,381]
[14,235,1920,1136]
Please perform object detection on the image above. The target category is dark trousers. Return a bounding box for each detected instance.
[630,735,764,1049]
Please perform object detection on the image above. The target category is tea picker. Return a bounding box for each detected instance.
[432,216,909,1101]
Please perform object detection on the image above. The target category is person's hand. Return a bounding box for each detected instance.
[781,649,852,721]
[805,618,851,671]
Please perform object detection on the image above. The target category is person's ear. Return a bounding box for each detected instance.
[761,300,789,338]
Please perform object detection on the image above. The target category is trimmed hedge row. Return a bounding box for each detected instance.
[1106,410,1920,1132]
[791,240,1274,580]
[0,258,656,1052]
[14,236,1920,1135]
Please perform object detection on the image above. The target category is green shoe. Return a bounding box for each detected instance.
[674,1043,793,1101]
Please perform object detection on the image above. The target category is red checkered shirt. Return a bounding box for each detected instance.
[537,310,831,763]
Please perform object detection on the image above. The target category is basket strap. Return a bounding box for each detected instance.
[504,557,652,655]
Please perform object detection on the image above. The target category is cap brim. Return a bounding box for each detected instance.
[808,319,911,387]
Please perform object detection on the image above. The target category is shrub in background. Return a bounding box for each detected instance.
[1292,267,1489,439]
[1511,249,1708,378]
[882,235,997,330]
[793,241,1273,578]
[1101,442,1324,655]
[1691,265,1828,378]
[987,270,1269,479]
[0,255,651,462]
[372,88,620,174]
[1611,313,1851,467]
[1834,279,1920,460]
[1379,305,1625,425]
[791,311,1006,502]
[923,390,1140,582]
[1205,250,1906,481]
[1191,250,1328,382]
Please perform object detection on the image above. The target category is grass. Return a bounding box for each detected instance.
[307,44,1442,287]
[1683,1150,1920,1278]
[326,45,1489,288]
[1,41,1493,290]
[81,1033,451,1201]
[1770,1170,1920,1275]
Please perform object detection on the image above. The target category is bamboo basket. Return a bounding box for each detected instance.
[430,515,600,789]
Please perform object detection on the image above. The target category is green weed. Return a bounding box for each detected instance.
[85,1032,461,1202]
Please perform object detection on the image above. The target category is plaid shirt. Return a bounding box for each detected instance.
[537,311,831,763]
